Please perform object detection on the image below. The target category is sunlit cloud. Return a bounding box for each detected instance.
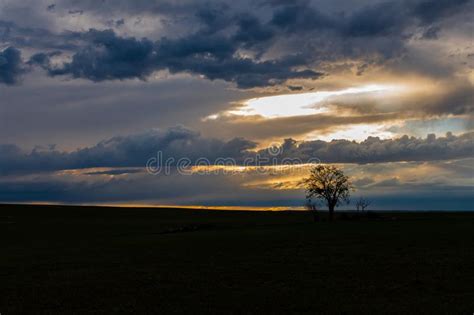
[306,123,396,142]
[218,84,403,119]
[203,83,410,142]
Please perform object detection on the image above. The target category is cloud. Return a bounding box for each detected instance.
[1,0,472,87]
[0,47,25,84]
[201,111,402,141]
[324,80,474,117]
[0,20,82,51]
[264,131,474,164]
[342,1,409,37]
[0,126,257,175]
[270,2,335,32]
[412,0,472,24]
[48,29,156,81]
[34,28,322,88]
[84,168,142,176]
[420,26,440,39]
[1,126,472,175]
[287,85,303,91]
[0,74,254,149]
[268,0,473,38]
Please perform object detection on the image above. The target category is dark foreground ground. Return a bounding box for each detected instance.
[1,204,474,314]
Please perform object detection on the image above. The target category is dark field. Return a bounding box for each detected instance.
[1,204,474,314]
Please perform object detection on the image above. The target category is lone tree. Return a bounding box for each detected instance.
[303,165,352,220]
[356,197,371,212]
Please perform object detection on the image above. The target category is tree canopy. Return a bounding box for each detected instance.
[303,165,352,219]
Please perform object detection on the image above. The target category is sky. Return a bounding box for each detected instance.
[0,0,473,210]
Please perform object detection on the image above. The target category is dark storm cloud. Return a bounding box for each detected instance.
[1,9,319,87]
[48,29,156,81]
[267,0,472,36]
[0,20,82,51]
[420,26,440,39]
[28,51,62,69]
[257,132,474,164]
[1,127,472,175]
[67,9,84,15]
[342,1,408,37]
[0,0,471,87]
[47,4,56,11]
[232,14,275,49]
[270,2,335,32]
[49,0,205,15]
[0,47,25,84]
[0,126,257,175]
[195,4,232,35]
[34,28,322,88]
[411,0,471,24]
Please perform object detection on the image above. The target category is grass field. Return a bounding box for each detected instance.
[1,204,474,314]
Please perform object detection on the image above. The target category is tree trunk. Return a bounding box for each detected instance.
[328,204,335,221]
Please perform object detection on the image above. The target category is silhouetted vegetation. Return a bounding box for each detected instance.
[356,197,371,212]
[303,165,352,220]
[305,198,319,222]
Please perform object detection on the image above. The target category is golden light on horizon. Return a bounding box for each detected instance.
[189,163,313,175]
